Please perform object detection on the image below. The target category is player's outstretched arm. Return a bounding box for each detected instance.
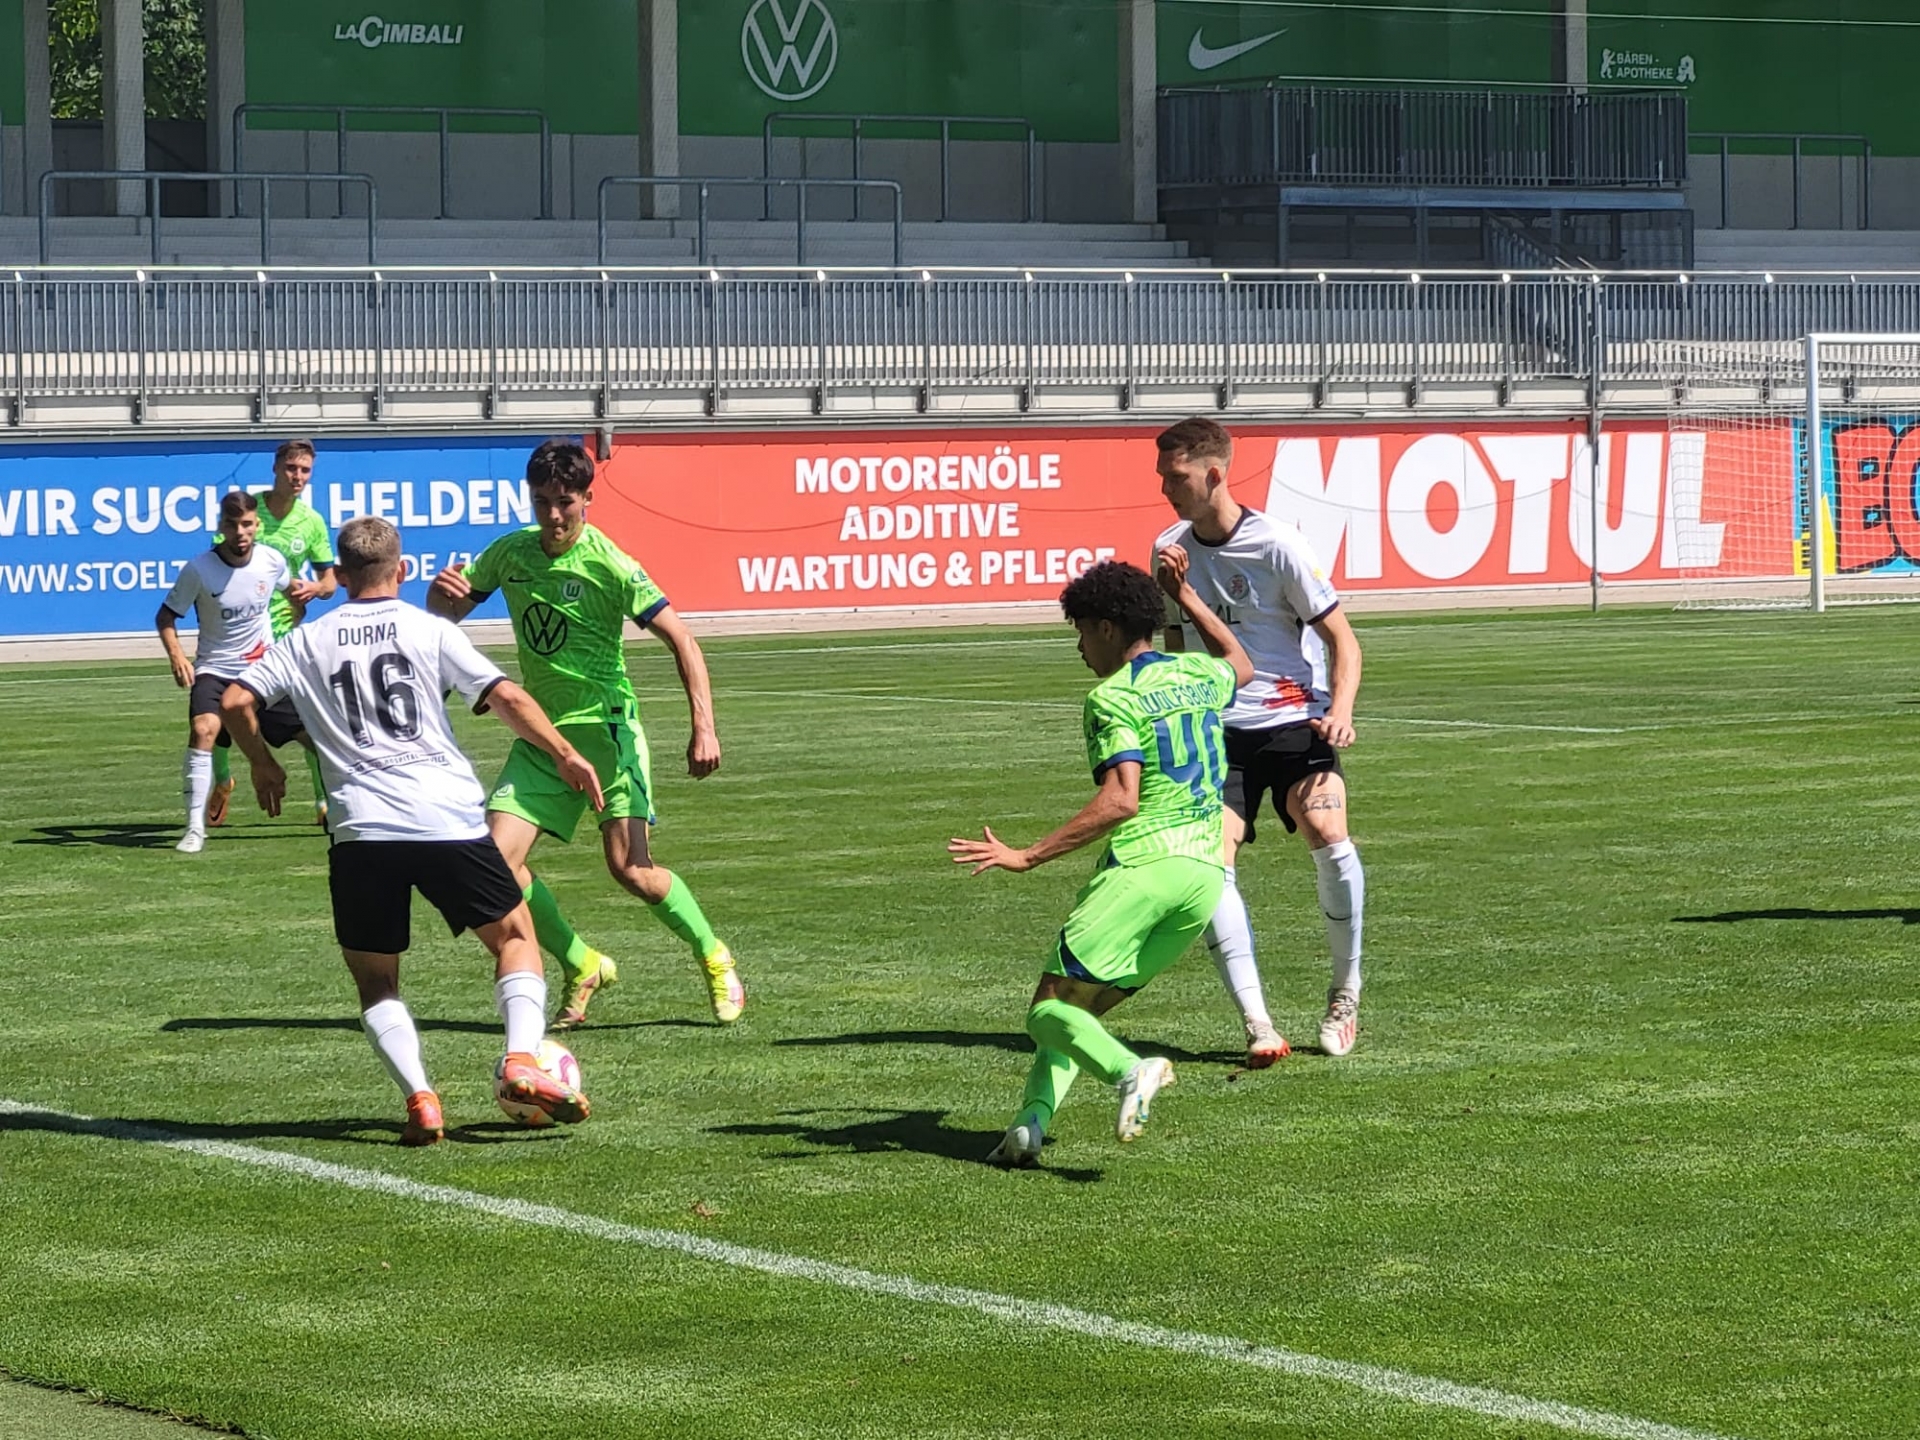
[1309,606,1362,748]
[484,679,608,812]
[643,604,721,778]
[219,683,287,815]
[154,605,194,688]
[426,562,479,622]
[1154,550,1254,689]
[948,762,1141,876]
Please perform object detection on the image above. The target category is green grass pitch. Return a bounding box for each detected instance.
[1,608,1917,1439]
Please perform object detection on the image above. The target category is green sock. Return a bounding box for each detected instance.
[524,878,593,981]
[651,871,720,959]
[1026,998,1139,1088]
[304,747,326,808]
[211,746,231,785]
[1017,1047,1079,1134]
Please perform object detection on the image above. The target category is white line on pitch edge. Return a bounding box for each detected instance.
[0,1100,1739,1440]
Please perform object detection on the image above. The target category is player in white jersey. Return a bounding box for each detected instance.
[156,490,305,855]
[1152,417,1367,1061]
[221,517,605,1146]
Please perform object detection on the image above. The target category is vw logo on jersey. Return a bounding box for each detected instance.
[522,602,570,656]
[562,579,583,602]
[742,0,838,102]
[1227,573,1252,602]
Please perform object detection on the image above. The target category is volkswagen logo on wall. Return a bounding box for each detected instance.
[742,0,839,102]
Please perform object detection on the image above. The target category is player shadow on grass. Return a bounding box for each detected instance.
[1674,907,1920,925]
[773,1029,1239,1067]
[16,823,291,849]
[161,1016,709,1036]
[0,1107,558,1148]
[710,1109,1104,1183]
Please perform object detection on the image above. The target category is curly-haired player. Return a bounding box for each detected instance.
[949,560,1253,1165]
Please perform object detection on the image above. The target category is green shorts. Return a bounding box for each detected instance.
[487,716,654,842]
[1046,854,1225,992]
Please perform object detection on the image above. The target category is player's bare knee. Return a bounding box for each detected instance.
[618,863,671,904]
[1289,781,1348,847]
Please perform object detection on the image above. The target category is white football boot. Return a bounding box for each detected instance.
[1320,987,1359,1057]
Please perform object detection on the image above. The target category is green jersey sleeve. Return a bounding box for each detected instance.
[624,559,669,627]
[464,532,513,598]
[304,510,335,567]
[1082,687,1147,782]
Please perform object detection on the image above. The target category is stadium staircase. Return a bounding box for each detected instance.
[1693,229,1920,272]
[0,217,1196,270]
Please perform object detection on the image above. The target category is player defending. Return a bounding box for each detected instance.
[428,439,743,1030]
[156,491,303,854]
[1154,417,1367,1060]
[207,439,337,830]
[221,517,602,1145]
[950,560,1253,1164]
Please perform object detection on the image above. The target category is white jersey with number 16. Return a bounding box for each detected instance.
[236,598,506,844]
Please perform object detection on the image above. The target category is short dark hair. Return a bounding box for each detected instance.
[218,490,259,526]
[274,439,315,468]
[1060,560,1163,646]
[526,439,594,494]
[1156,417,1233,466]
[337,516,401,581]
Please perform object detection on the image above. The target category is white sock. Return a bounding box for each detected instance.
[1313,840,1365,995]
[495,971,547,1057]
[1205,867,1272,1028]
[361,998,431,1097]
[181,749,212,836]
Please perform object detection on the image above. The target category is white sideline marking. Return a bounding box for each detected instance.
[0,1099,1738,1440]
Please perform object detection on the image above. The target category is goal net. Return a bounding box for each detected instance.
[1671,333,1920,609]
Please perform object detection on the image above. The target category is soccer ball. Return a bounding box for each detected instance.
[493,1038,584,1127]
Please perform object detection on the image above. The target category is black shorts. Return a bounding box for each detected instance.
[191,673,304,749]
[328,838,524,955]
[1223,723,1344,841]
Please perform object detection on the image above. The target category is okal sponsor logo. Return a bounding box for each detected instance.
[334,15,466,49]
[742,0,838,102]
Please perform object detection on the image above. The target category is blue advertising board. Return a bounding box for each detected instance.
[0,437,559,638]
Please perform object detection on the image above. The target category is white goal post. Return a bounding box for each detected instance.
[1670,332,1920,611]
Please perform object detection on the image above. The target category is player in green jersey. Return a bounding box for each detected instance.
[206,439,337,829]
[949,558,1253,1165]
[428,440,742,1030]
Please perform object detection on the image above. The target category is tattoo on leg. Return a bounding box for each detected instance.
[1302,793,1345,814]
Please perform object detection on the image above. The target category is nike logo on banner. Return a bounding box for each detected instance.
[1187,28,1284,72]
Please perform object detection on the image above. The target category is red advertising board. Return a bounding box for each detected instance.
[591,422,1793,613]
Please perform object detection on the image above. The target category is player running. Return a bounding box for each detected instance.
[156,491,306,854]
[1153,417,1367,1061]
[950,559,1253,1165]
[206,440,337,830]
[221,517,602,1146]
[428,439,743,1030]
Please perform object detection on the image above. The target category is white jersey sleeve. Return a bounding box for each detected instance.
[435,618,508,710]
[239,634,298,706]
[160,561,203,618]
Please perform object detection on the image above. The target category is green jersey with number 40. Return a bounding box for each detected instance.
[1082,651,1237,869]
[465,524,669,727]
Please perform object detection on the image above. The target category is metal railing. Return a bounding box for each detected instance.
[37,172,379,264]
[762,112,1039,223]
[8,267,1920,427]
[1160,86,1689,189]
[1692,132,1872,231]
[597,178,904,267]
[232,104,553,220]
